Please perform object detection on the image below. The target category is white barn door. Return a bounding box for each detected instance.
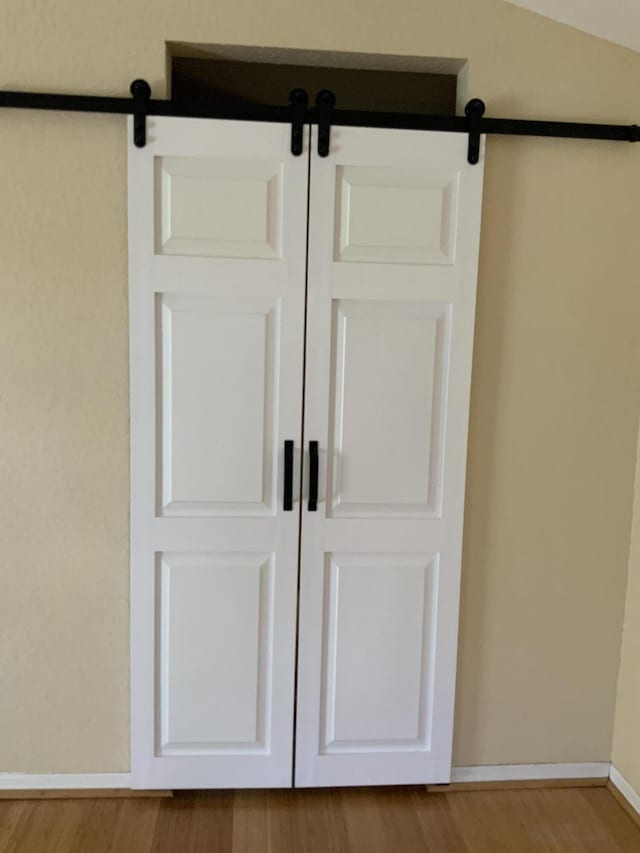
[128,117,309,788]
[295,126,485,786]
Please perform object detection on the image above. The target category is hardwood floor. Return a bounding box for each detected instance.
[0,786,638,852]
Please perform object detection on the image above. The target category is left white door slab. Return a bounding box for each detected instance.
[128,117,309,788]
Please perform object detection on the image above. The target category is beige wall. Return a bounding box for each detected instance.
[612,430,640,791]
[2,0,640,773]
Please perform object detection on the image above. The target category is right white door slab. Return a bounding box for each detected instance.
[295,127,485,787]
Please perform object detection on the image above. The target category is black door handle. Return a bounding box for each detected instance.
[308,441,319,511]
[284,440,294,511]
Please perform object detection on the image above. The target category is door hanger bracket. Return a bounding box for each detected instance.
[130,79,152,148]
[289,88,309,156]
[316,89,336,157]
[465,98,486,165]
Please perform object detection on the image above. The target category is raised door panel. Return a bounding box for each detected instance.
[158,552,273,754]
[129,117,308,789]
[157,157,282,259]
[328,300,449,517]
[159,294,279,516]
[320,554,437,753]
[335,166,458,265]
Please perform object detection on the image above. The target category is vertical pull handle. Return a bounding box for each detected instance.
[308,441,319,511]
[283,440,294,511]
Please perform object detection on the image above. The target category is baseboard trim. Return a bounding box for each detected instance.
[450,762,611,785]
[0,763,614,798]
[0,772,131,790]
[0,772,170,799]
[608,766,640,826]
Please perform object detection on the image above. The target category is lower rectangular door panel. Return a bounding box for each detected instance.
[320,553,438,754]
[157,552,274,756]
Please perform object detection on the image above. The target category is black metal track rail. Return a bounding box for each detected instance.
[0,90,292,120]
[331,110,638,141]
[0,90,636,138]
[1,81,638,162]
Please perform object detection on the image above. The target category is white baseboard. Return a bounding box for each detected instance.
[451,762,611,783]
[610,765,640,816]
[0,763,613,791]
[0,773,131,790]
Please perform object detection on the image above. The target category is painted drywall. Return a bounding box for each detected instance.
[1,0,639,772]
[612,429,640,792]
[504,1,640,54]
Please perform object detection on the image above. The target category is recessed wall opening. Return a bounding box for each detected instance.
[168,44,467,116]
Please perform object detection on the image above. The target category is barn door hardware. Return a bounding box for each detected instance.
[283,440,294,510]
[465,98,486,164]
[3,79,640,165]
[307,441,319,511]
[130,79,151,148]
[289,88,309,156]
[315,89,336,157]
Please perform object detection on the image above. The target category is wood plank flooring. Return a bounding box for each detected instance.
[0,785,639,852]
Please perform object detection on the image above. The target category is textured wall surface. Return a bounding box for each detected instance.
[504,0,640,54]
[1,0,639,772]
[612,432,640,792]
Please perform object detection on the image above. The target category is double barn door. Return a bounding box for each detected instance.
[129,117,484,789]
